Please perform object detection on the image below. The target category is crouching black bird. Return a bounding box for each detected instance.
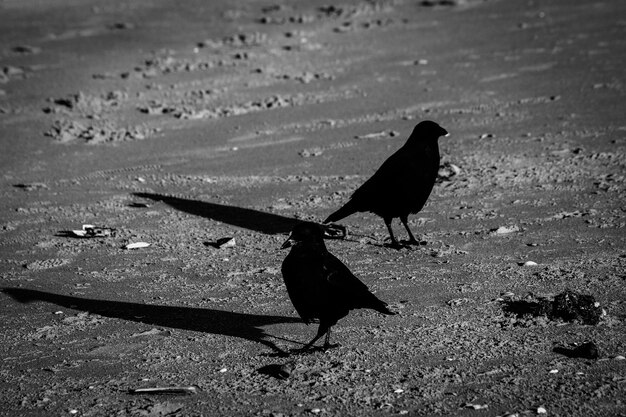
[281,222,396,351]
[324,120,449,248]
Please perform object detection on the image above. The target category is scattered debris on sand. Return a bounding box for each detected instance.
[501,290,603,325]
[553,341,600,359]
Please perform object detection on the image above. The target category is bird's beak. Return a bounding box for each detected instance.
[443,129,450,137]
[281,237,295,249]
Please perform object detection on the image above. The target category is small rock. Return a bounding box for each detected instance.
[12,45,41,54]
[614,355,625,360]
[13,182,48,191]
[219,368,227,373]
[3,65,25,76]
[519,261,538,266]
[537,406,547,414]
[549,369,559,374]
[299,147,324,157]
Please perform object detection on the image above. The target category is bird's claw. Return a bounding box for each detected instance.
[322,343,341,351]
[385,241,406,250]
[292,342,340,354]
[291,346,318,355]
[406,238,427,246]
[322,223,347,240]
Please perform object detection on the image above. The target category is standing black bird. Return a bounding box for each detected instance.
[281,222,396,351]
[324,120,448,248]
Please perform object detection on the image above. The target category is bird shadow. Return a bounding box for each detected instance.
[133,192,301,235]
[2,287,300,356]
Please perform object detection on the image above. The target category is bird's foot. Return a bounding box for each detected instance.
[322,342,341,351]
[322,223,347,240]
[292,346,321,355]
[290,347,312,355]
[384,240,407,250]
[291,342,340,354]
[406,237,427,246]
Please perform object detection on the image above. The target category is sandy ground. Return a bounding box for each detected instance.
[1,0,625,415]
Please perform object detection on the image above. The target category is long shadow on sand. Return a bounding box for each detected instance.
[3,288,300,355]
[133,192,301,235]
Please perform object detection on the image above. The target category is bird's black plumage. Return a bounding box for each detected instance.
[281,222,395,351]
[324,120,448,248]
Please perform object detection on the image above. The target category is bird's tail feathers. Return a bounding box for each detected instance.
[324,201,358,224]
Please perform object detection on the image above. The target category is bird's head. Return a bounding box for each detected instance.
[406,120,449,146]
[281,222,326,250]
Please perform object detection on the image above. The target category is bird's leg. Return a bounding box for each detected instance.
[299,323,330,351]
[400,215,420,245]
[384,218,402,249]
[322,327,340,351]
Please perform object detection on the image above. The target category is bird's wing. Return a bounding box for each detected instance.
[350,149,409,203]
[321,252,394,314]
[322,253,373,299]
[349,142,439,215]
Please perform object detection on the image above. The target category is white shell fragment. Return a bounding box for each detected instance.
[125,242,151,249]
[494,225,520,234]
[129,386,197,395]
[71,224,95,237]
[71,224,115,238]
[465,403,488,410]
